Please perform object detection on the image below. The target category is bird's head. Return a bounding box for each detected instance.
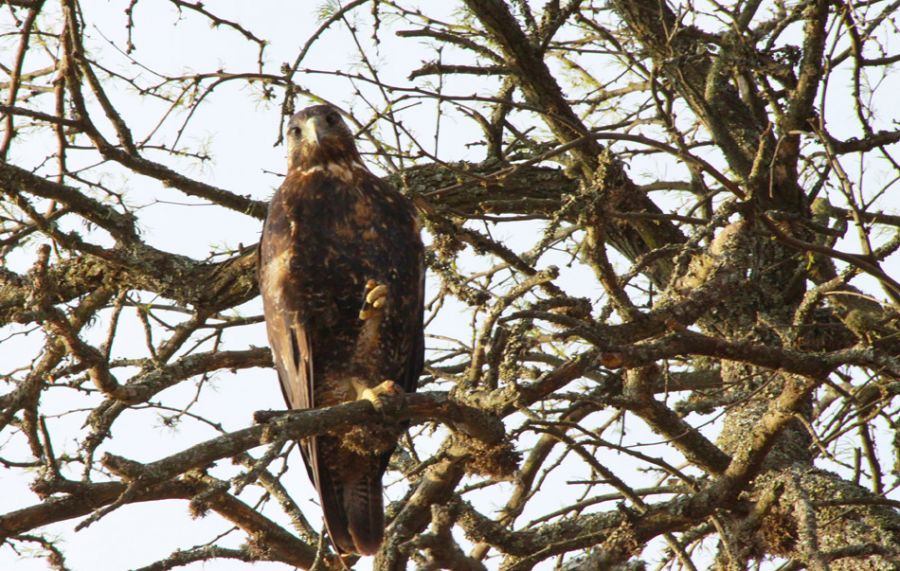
[286,105,361,171]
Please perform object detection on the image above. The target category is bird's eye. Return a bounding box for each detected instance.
[325,112,339,126]
[288,126,302,137]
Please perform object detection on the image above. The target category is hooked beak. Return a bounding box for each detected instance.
[303,116,322,145]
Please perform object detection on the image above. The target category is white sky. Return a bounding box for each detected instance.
[1,1,898,570]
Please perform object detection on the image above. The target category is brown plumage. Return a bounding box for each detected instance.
[258,105,424,555]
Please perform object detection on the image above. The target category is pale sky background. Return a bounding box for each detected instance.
[1,1,897,570]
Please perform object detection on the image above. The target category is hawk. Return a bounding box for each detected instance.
[258,105,425,555]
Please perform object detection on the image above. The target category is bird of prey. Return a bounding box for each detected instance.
[258,105,425,555]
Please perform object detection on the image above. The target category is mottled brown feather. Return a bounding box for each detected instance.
[258,105,424,556]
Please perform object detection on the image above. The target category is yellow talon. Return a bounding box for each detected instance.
[353,379,402,411]
[366,284,389,305]
[359,281,389,321]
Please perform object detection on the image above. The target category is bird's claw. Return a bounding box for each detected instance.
[359,280,389,321]
[358,379,402,412]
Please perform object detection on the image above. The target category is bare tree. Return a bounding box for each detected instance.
[1,1,899,570]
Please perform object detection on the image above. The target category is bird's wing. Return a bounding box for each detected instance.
[401,244,426,395]
[257,191,316,474]
[258,191,314,413]
[258,182,360,554]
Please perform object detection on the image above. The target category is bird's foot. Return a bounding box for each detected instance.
[358,280,389,321]
[353,379,403,412]
[342,381,403,456]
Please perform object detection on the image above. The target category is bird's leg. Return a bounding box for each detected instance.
[355,280,389,360]
[358,280,389,321]
[343,378,405,455]
[353,281,401,411]
[351,378,402,412]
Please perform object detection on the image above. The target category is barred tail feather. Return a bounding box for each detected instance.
[312,448,357,554]
[344,470,384,556]
[311,444,385,556]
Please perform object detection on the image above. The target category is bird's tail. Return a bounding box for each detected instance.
[312,450,355,554]
[343,470,384,555]
[313,445,385,556]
